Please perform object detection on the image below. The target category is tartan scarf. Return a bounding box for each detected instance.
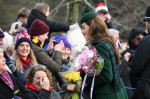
[94,40,121,91]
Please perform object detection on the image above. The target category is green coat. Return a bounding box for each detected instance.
[86,43,128,99]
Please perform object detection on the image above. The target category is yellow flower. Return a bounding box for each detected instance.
[64,71,81,83]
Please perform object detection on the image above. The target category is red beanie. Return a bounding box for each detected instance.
[30,19,49,36]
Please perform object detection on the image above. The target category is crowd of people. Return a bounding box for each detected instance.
[0,1,150,99]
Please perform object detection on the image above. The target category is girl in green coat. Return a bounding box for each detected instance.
[79,6,128,99]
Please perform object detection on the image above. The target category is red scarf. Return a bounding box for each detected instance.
[18,55,31,68]
[25,83,52,92]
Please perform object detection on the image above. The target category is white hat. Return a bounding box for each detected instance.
[95,3,108,13]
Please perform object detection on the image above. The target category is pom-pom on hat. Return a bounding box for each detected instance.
[143,6,150,21]
[80,5,97,24]
[58,36,72,49]
[15,27,32,49]
[30,19,49,36]
[0,28,5,38]
[95,3,108,13]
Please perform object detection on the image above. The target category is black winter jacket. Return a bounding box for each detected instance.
[0,71,27,99]
[130,34,150,99]
[25,9,69,45]
[25,88,61,99]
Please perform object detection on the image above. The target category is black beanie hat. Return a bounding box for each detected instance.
[128,27,146,40]
[143,6,150,21]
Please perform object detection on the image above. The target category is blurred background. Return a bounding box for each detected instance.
[0,0,150,40]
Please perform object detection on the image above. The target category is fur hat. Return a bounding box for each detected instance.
[30,19,49,36]
[15,27,32,49]
[80,5,97,24]
[95,3,108,13]
[143,6,150,21]
[0,28,5,38]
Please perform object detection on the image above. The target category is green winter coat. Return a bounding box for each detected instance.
[85,43,128,99]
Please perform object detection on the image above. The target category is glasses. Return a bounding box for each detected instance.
[33,65,46,70]
[102,12,108,15]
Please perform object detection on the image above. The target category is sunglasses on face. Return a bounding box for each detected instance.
[102,12,108,15]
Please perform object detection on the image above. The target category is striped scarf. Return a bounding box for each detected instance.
[31,36,43,48]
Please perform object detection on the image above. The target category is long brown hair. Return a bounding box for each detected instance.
[13,49,38,73]
[85,16,120,64]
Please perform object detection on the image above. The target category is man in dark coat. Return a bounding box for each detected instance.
[130,6,150,99]
[25,2,74,46]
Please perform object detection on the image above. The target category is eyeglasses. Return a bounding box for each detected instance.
[33,65,46,70]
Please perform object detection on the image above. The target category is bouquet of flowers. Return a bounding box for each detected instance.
[64,71,81,99]
[76,48,104,76]
[76,48,104,99]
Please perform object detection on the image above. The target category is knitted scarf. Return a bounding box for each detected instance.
[31,36,43,48]
[25,83,52,92]
[18,55,31,68]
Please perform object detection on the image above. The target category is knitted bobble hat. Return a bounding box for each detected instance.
[30,19,49,36]
[95,3,108,13]
[0,28,5,38]
[80,5,97,24]
[15,27,32,49]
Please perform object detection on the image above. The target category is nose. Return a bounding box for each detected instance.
[3,57,6,61]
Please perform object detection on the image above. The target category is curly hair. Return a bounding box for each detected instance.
[26,65,52,84]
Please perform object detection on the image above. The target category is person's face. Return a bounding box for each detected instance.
[19,17,28,24]
[81,22,90,41]
[17,42,30,60]
[45,8,50,18]
[97,11,109,21]
[38,32,48,43]
[0,52,6,72]
[0,38,4,46]
[146,20,150,33]
[61,47,71,59]
[112,33,119,40]
[32,70,47,90]
[130,34,144,46]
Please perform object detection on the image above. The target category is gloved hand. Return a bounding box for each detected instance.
[55,73,68,87]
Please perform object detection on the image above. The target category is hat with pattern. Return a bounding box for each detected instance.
[15,27,32,49]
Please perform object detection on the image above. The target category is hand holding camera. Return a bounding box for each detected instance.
[54,40,64,52]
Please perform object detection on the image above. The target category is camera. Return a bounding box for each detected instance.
[53,41,60,46]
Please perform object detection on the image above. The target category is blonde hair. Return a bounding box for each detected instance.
[13,49,38,73]
[85,16,120,64]
[34,2,49,14]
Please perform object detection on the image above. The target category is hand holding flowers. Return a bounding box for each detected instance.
[64,71,81,99]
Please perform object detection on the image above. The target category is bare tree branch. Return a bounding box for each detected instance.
[120,0,143,23]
